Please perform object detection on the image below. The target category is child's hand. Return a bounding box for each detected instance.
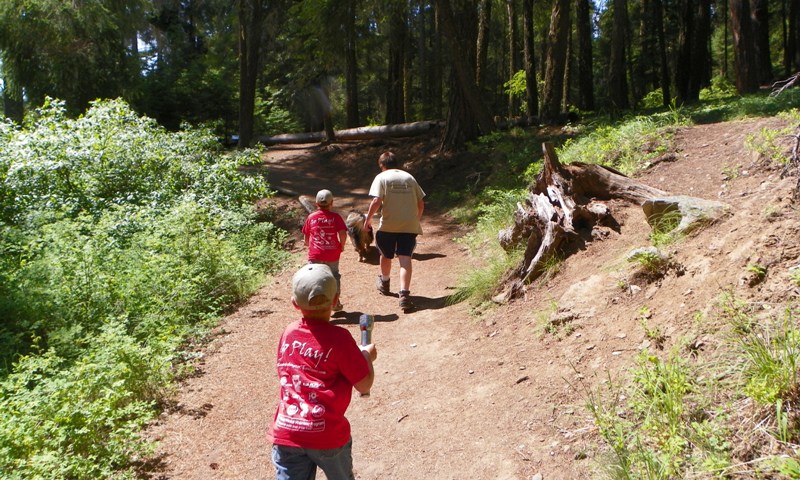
[360,344,377,362]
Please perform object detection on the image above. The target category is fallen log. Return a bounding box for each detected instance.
[494,142,730,303]
[257,120,444,145]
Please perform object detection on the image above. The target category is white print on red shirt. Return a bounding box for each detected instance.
[280,339,333,368]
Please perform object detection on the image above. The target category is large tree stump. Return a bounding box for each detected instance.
[494,142,730,303]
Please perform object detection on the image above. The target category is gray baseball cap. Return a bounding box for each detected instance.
[292,264,337,311]
[315,189,333,207]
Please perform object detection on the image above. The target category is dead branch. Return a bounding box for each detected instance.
[770,72,800,97]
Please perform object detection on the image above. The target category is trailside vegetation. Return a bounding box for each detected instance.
[0,99,288,478]
[455,91,800,478]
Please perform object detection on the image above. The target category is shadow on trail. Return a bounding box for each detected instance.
[409,294,461,311]
[330,311,400,325]
[412,252,446,261]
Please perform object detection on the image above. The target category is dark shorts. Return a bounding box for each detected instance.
[375,231,417,259]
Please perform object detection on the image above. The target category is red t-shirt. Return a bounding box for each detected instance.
[302,210,347,262]
[267,318,370,450]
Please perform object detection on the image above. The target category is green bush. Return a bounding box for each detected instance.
[558,111,690,174]
[0,99,288,477]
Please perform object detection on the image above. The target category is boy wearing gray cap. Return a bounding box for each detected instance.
[267,263,377,480]
[302,189,347,311]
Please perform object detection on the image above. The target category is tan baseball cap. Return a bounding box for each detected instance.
[315,189,333,207]
[292,264,337,311]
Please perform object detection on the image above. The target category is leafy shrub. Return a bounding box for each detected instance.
[744,109,800,165]
[0,99,288,477]
[0,98,269,225]
[558,111,691,174]
[0,324,163,479]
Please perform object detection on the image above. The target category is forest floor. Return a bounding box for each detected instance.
[143,115,800,479]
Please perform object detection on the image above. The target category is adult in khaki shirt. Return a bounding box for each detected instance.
[365,151,425,312]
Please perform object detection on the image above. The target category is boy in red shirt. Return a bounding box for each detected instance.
[267,264,377,480]
[302,189,347,311]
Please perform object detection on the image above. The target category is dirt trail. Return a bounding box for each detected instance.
[145,142,496,479]
[146,118,800,480]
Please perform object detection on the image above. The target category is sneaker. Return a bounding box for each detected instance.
[376,276,390,295]
[399,291,415,312]
[333,301,344,312]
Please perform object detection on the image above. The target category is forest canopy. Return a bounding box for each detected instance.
[0,0,798,151]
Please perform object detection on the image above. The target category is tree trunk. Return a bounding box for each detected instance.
[2,77,23,124]
[541,0,571,123]
[655,0,671,106]
[435,0,496,151]
[386,5,407,125]
[507,0,518,116]
[751,0,773,83]
[675,0,711,104]
[575,0,595,111]
[476,0,492,89]
[608,0,629,112]
[344,0,360,128]
[730,0,761,94]
[636,0,657,101]
[432,6,444,120]
[237,0,264,148]
[787,0,800,74]
[257,120,442,145]
[523,0,539,120]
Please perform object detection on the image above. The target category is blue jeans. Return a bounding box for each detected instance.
[271,438,355,480]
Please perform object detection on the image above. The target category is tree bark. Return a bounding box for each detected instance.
[435,0,495,151]
[655,0,671,106]
[476,0,492,89]
[2,77,23,123]
[608,0,629,112]
[730,0,761,94]
[751,0,773,83]
[675,0,711,104]
[575,0,594,111]
[237,0,264,148]
[523,0,539,120]
[344,0,360,128]
[507,0,518,116]
[258,120,443,145]
[787,0,800,74]
[541,0,571,123]
[386,4,407,125]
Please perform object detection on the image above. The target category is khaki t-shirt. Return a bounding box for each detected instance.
[369,169,425,234]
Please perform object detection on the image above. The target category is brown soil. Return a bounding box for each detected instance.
[144,117,800,479]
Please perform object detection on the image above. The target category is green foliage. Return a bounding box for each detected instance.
[698,76,738,103]
[0,326,162,479]
[255,87,303,136]
[689,88,800,124]
[452,189,526,305]
[744,109,800,165]
[587,351,730,479]
[587,297,800,478]
[558,112,691,175]
[0,0,146,113]
[628,249,668,274]
[1,98,270,225]
[637,89,665,110]
[468,129,543,189]
[790,269,800,288]
[736,313,800,406]
[504,69,528,99]
[648,211,684,248]
[0,100,288,477]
